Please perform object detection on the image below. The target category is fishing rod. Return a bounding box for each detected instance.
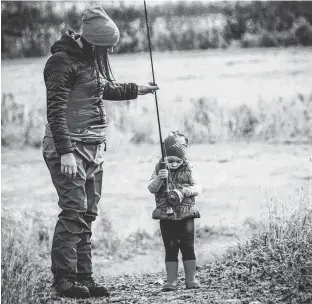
[143,0,169,194]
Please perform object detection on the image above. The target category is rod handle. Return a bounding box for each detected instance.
[160,161,169,194]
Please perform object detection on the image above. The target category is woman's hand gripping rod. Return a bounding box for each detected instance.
[144,0,169,195]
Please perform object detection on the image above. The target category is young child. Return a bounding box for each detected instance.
[148,131,202,291]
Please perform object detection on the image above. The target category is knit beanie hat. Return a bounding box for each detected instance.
[164,131,188,160]
[82,7,120,46]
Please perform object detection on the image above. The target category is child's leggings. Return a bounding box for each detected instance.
[159,218,195,262]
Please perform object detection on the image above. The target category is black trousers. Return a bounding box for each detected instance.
[160,218,196,262]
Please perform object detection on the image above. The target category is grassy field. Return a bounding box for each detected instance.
[1,143,310,277]
[2,47,312,108]
[2,47,312,147]
[1,47,312,302]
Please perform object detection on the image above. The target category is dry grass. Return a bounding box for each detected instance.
[1,93,45,147]
[1,214,50,304]
[2,47,312,147]
[182,93,312,144]
[2,92,311,148]
[216,191,312,303]
[2,192,311,303]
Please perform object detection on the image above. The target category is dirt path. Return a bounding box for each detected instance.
[38,260,312,304]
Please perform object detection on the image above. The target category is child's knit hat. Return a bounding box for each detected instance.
[164,131,188,159]
[82,7,120,46]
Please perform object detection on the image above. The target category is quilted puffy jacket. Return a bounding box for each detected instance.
[148,160,201,220]
[43,30,138,155]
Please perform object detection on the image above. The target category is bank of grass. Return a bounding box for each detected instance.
[2,194,311,303]
[215,195,312,303]
[1,92,311,148]
[1,214,50,304]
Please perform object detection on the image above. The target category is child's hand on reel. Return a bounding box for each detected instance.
[158,169,168,179]
[182,187,192,197]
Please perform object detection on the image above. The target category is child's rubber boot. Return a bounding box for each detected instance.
[183,260,201,289]
[162,261,178,292]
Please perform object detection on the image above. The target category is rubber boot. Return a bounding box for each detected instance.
[162,261,178,291]
[183,260,200,289]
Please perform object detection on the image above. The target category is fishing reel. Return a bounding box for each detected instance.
[167,189,184,206]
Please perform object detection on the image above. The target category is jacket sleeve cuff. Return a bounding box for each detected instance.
[124,83,138,100]
[148,170,163,193]
[55,138,75,155]
[131,83,138,99]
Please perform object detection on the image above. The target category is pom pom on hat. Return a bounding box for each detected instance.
[82,7,120,46]
[164,131,188,159]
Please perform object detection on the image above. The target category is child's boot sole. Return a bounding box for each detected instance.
[186,281,201,289]
[162,284,178,292]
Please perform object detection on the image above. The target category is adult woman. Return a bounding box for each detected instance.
[43,7,158,299]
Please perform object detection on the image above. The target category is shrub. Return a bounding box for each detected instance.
[275,31,297,47]
[183,94,312,143]
[241,31,280,48]
[230,104,259,137]
[221,192,312,302]
[2,92,312,148]
[240,32,262,48]
[1,93,45,147]
[93,215,121,257]
[292,17,312,46]
[1,215,51,304]
[259,31,279,47]
[255,94,312,142]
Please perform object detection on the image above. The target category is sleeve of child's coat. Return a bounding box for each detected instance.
[148,168,163,194]
[188,169,202,196]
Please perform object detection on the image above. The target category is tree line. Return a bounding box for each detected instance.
[2,1,312,59]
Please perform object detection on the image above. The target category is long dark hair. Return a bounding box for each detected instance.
[81,36,115,82]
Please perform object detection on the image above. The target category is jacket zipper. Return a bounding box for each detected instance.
[96,71,104,122]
